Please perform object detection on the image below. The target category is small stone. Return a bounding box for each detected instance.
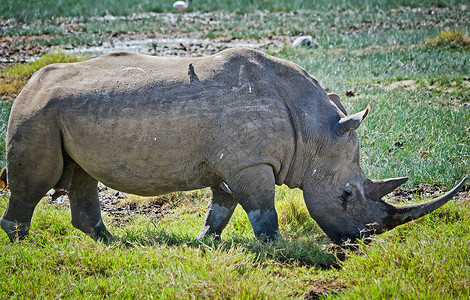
[292,36,318,48]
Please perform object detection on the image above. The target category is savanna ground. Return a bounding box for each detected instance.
[0,0,469,298]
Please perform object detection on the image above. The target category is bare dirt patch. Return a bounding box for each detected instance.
[96,185,178,227]
[0,36,49,64]
[386,183,470,204]
[64,33,287,59]
[304,278,346,299]
[43,183,207,227]
[384,79,419,91]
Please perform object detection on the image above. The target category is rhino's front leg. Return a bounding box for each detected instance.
[196,184,238,240]
[226,164,279,241]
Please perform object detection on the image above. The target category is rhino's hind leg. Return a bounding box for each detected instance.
[1,158,63,241]
[68,165,113,242]
[1,177,57,242]
[0,191,42,241]
[196,184,238,240]
[225,164,279,241]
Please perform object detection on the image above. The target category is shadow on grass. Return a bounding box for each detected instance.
[115,227,342,269]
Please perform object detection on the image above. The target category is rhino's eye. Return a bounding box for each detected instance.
[340,190,352,201]
[340,190,352,211]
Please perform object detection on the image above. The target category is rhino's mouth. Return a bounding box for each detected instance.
[336,224,373,245]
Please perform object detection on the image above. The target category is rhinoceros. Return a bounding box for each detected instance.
[0,48,466,244]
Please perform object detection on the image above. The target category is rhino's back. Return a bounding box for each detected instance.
[11,49,300,195]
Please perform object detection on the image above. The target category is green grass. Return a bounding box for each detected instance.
[2,0,469,22]
[0,0,469,298]
[338,199,470,298]
[2,2,469,51]
[0,189,335,299]
[1,187,468,298]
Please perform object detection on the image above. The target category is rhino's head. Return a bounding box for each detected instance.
[301,95,466,245]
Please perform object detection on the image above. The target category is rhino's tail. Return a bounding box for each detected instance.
[0,167,7,191]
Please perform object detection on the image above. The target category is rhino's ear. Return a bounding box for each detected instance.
[334,105,370,135]
[328,93,348,115]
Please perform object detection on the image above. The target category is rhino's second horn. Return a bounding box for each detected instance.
[364,177,409,201]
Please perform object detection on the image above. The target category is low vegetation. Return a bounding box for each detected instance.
[0,0,469,298]
[2,0,469,22]
[426,30,470,48]
[341,205,470,298]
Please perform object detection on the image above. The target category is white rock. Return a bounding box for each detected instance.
[292,36,318,48]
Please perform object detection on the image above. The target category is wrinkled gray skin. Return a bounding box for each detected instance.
[0,48,466,245]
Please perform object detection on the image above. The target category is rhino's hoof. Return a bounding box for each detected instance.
[255,232,280,243]
[94,232,115,244]
[91,230,115,244]
[90,220,115,244]
[196,227,222,241]
[0,218,30,242]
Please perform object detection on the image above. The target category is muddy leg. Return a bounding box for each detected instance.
[196,184,238,240]
[225,164,279,241]
[69,166,113,242]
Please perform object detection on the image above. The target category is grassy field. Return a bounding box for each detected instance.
[2,0,469,21]
[1,0,469,298]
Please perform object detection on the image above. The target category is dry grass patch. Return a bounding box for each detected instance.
[425,30,470,48]
[383,79,418,91]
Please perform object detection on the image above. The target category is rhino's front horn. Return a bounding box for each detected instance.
[383,177,467,230]
[364,177,408,201]
[334,105,370,135]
